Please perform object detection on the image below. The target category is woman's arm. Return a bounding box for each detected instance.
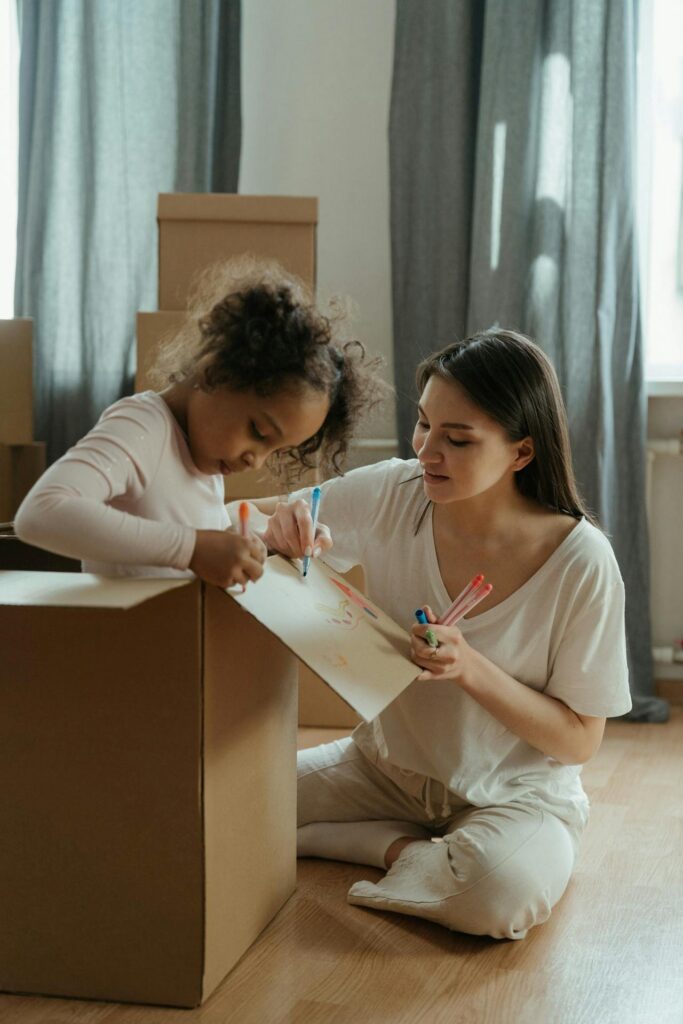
[411,621,605,764]
[229,498,332,559]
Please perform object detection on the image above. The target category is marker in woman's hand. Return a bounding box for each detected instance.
[415,608,439,648]
[302,486,321,578]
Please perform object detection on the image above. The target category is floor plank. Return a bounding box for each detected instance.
[2,712,682,1023]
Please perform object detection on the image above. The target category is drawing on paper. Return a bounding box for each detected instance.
[323,653,349,668]
[329,579,379,620]
[315,597,361,630]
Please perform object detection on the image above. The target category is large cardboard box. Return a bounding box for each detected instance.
[0,318,33,444]
[0,442,46,523]
[135,310,186,394]
[157,194,318,309]
[0,572,298,1008]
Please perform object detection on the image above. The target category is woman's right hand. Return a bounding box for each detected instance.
[261,499,333,560]
[189,528,267,589]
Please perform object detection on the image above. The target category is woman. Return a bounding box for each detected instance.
[258,329,631,940]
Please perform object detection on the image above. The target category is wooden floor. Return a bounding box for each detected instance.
[2,711,682,1024]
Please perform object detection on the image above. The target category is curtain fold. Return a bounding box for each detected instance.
[14,0,241,463]
[390,0,667,720]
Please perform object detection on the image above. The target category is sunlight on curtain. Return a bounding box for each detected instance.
[0,0,19,318]
[490,122,506,271]
[535,53,571,208]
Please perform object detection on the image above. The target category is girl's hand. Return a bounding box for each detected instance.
[410,605,473,683]
[190,528,267,589]
[261,499,333,561]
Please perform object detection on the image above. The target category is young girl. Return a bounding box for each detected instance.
[14,256,381,585]
[257,329,632,941]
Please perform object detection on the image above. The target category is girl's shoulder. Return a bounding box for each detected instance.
[96,391,175,435]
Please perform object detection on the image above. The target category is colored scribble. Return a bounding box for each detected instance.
[330,579,379,620]
[315,597,361,630]
[323,653,349,668]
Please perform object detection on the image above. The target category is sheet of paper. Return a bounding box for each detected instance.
[229,555,419,721]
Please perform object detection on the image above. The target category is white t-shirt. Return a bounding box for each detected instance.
[14,391,228,577]
[293,458,632,828]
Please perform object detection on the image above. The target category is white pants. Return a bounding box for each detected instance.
[298,737,580,940]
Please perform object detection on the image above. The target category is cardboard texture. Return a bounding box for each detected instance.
[0,442,46,522]
[0,318,33,444]
[135,310,186,393]
[0,572,297,1008]
[157,194,317,309]
[232,556,419,722]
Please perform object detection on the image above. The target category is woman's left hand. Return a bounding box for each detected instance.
[410,605,474,683]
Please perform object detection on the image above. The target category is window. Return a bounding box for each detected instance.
[638,0,683,389]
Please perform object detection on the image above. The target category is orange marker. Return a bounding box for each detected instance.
[239,501,249,538]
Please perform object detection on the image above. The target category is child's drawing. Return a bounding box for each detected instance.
[330,579,379,619]
[323,653,349,669]
[315,597,361,630]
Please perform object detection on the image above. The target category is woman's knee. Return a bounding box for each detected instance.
[438,811,576,939]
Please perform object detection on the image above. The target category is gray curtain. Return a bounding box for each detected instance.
[390,0,668,721]
[14,0,241,463]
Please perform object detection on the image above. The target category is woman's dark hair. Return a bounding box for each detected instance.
[413,328,596,527]
[149,255,385,478]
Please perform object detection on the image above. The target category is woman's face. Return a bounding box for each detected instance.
[186,382,330,477]
[412,375,534,504]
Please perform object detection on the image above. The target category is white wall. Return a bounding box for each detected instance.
[240,0,397,452]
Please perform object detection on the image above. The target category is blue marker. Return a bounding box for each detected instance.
[415,608,439,648]
[302,486,322,578]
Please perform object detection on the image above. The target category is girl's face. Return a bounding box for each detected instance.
[185,383,330,477]
[412,376,534,504]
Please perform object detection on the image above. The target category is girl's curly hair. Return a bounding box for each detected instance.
[148,254,386,479]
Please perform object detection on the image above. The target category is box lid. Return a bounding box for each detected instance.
[0,571,190,609]
[229,556,419,721]
[157,194,318,225]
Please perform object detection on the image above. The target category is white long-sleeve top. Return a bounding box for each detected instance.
[14,391,228,578]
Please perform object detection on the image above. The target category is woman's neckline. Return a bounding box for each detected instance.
[426,503,585,627]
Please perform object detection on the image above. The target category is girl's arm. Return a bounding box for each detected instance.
[14,405,195,569]
[412,620,605,765]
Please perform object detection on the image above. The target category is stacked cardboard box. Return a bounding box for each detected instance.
[0,319,46,523]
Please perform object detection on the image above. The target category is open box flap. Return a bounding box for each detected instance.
[229,556,419,721]
[0,570,191,609]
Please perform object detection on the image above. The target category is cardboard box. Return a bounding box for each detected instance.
[0,318,33,444]
[158,194,318,310]
[135,310,186,393]
[0,442,46,523]
[0,572,298,1008]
